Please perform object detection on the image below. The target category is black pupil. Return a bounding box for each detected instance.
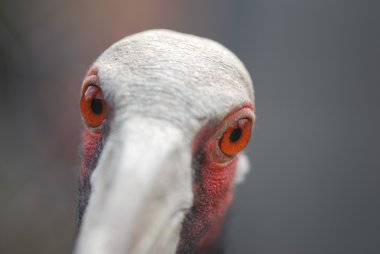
[91,99,103,115]
[229,127,242,143]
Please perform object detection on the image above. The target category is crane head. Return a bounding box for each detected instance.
[75,29,255,254]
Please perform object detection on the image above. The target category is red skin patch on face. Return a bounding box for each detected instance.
[194,152,238,250]
[178,104,254,253]
[80,129,104,184]
[80,66,104,185]
[178,127,238,253]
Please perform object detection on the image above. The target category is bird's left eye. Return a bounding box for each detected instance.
[219,118,252,156]
[80,84,107,128]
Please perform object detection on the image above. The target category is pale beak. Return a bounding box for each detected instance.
[74,117,193,254]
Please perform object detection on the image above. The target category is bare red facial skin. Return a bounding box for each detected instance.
[78,128,105,226]
[78,66,106,225]
[79,66,102,184]
[177,104,254,254]
[80,129,104,184]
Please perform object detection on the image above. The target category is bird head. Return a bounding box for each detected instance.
[74,29,255,254]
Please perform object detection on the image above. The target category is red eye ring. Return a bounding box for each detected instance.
[219,118,252,156]
[80,84,106,128]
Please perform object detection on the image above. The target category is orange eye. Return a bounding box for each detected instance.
[219,118,252,156]
[80,85,106,128]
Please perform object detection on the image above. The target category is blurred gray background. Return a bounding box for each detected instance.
[0,0,379,253]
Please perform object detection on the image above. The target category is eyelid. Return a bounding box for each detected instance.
[215,107,255,139]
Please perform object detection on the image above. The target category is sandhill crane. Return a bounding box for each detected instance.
[75,29,255,254]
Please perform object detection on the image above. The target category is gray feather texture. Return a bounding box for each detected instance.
[95,29,254,138]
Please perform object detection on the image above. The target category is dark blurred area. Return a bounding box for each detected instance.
[0,0,379,253]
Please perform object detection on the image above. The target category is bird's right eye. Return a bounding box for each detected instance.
[80,84,107,128]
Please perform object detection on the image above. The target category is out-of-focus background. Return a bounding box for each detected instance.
[0,0,379,253]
